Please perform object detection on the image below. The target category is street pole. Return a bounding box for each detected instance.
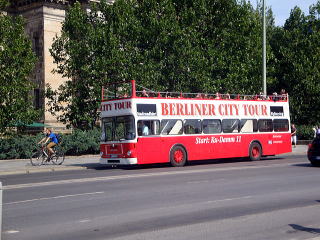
[262,0,267,95]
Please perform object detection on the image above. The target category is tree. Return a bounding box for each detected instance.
[0,0,38,134]
[48,1,133,129]
[49,0,267,128]
[269,3,320,125]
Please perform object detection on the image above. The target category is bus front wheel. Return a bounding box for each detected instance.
[249,142,262,161]
[170,146,187,167]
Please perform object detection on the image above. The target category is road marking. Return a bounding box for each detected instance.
[78,219,91,223]
[5,230,19,234]
[5,191,104,205]
[3,162,294,190]
[205,196,252,204]
[154,195,253,212]
[187,178,226,184]
[187,180,210,184]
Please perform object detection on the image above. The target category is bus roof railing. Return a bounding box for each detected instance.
[135,91,288,101]
[101,80,288,102]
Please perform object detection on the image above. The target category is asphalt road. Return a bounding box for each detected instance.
[2,153,320,240]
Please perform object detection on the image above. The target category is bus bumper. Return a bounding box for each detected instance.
[100,157,138,165]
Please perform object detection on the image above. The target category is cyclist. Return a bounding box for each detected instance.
[38,128,59,159]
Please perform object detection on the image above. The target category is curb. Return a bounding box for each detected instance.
[0,166,90,176]
[0,154,99,162]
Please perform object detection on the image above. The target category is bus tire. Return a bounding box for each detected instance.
[249,142,262,161]
[170,145,187,167]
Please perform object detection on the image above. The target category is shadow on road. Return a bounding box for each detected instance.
[69,162,171,170]
[186,156,283,166]
[289,224,320,235]
[69,156,285,171]
[291,163,314,168]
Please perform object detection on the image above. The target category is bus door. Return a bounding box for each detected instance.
[272,119,291,154]
[256,119,274,155]
[136,120,162,164]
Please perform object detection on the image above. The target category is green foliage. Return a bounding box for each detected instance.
[0,134,42,159]
[0,0,9,10]
[296,125,315,140]
[0,129,100,160]
[46,0,320,127]
[269,2,320,125]
[47,2,106,129]
[0,10,38,134]
[48,0,269,128]
[61,128,100,155]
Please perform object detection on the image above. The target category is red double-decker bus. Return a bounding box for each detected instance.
[100,80,291,167]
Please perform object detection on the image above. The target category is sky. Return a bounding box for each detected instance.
[250,0,318,26]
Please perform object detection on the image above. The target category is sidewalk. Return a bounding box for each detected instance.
[0,154,101,176]
[0,145,308,176]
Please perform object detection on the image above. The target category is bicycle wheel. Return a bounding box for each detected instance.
[30,150,45,166]
[51,150,65,165]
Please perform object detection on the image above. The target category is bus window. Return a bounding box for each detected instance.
[222,119,239,133]
[273,119,289,132]
[151,121,160,135]
[137,120,160,136]
[115,116,135,140]
[161,119,183,135]
[102,117,113,141]
[184,119,202,134]
[258,119,273,132]
[101,116,135,141]
[240,119,258,133]
[203,119,221,134]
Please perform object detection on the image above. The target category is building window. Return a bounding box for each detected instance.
[34,88,41,109]
[33,33,41,57]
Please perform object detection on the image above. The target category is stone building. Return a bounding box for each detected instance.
[8,0,98,131]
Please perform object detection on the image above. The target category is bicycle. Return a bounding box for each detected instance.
[30,144,65,166]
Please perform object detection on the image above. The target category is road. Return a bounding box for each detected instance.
[2,153,320,240]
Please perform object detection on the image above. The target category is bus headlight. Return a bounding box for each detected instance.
[100,152,104,157]
[127,150,132,157]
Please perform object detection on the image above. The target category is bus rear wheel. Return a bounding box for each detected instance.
[170,146,187,167]
[249,142,262,161]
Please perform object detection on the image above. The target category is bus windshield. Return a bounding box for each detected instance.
[101,115,136,141]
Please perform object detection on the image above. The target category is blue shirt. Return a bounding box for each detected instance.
[142,125,149,136]
[48,133,58,144]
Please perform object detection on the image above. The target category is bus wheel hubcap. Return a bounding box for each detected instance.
[174,150,184,163]
[252,147,259,158]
